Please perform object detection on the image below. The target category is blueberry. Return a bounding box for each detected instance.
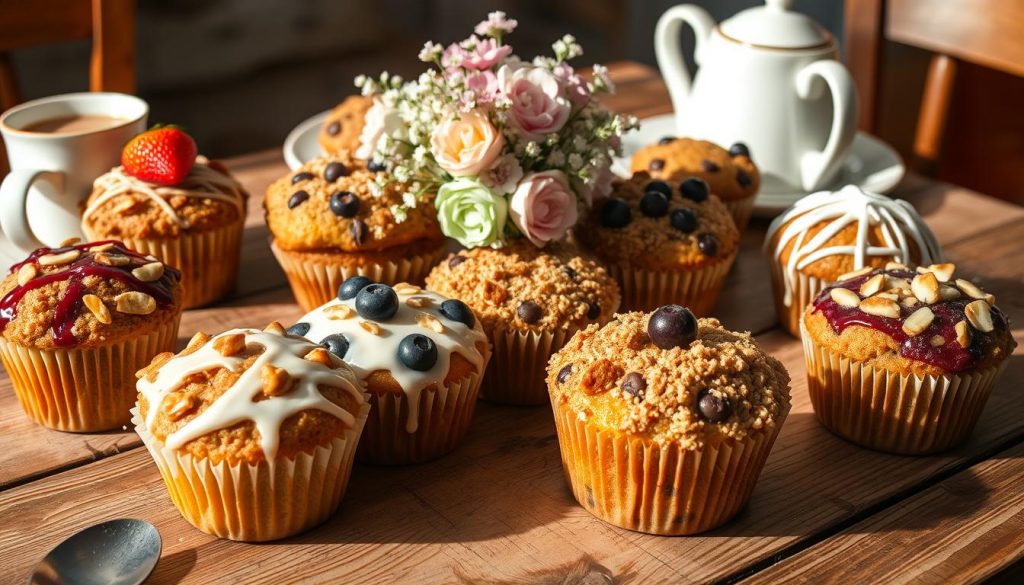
[649,158,665,171]
[640,191,669,218]
[323,161,349,182]
[728,142,751,158]
[338,275,373,301]
[657,136,676,145]
[599,198,631,228]
[701,159,720,173]
[517,300,543,324]
[680,177,709,202]
[320,334,349,359]
[647,304,698,350]
[644,180,672,198]
[448,254,467,268]
[398,334,438,371]
[562,265,577,280]
[697,388,732,423]
[621,372,647,399]
[587,302,600,320]
[736,169,752,188]
[330,191,360,218]
[291,172,314,184]
[288,190,309,209]
[351,219,367,246]
[286,322,310,337]
[367,160,387,172]
[327,121,341,135]
[355,283,398,320]
[440,299,476,328]
[557,363,573,384]
[698,233,719,257]
[670,208,698,233]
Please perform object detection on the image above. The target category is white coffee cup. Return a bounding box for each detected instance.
[0,92,148,253]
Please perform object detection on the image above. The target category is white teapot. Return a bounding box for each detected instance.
[655,0,858,193]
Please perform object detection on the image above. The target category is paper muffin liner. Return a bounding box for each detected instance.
[0,315,181,432]
[480,326,576,406]
[550,399,788,535]
[133,402,370,542]
[358,358,488,465]
[769,262,824,338]
[723,194,756,232]
[270,240,446,312]
[84,220,245,309]
[801,320,1007,455]
[607,249,737,315]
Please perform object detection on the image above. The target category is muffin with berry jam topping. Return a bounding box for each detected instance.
[265,151,446,311]
[426,240,620,405]
[134,323,369,541]
[630,138,760,230]
[0,240,182,431]
[318,95,373,156]
[547,304,791,535]
[802,262,1015,454]
[575,171,739,314]
[293,278,489,464]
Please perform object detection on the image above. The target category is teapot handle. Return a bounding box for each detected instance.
[795,60,859,192]
[655,5,715,118]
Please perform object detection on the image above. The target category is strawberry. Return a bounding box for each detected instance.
[121,126,198,186]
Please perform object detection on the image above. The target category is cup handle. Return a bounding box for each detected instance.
[0,169,64,253]
[655,4,716,121]
[795,60,859,192]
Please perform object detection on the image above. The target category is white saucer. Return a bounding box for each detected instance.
[283,110,330,170]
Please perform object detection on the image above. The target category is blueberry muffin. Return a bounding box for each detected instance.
[319,95,373,156]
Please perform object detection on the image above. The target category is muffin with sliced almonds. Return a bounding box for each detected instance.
[0,240,182,431]
[802,262,1015,454]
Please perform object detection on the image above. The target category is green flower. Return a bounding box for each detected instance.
[435,178,508,248]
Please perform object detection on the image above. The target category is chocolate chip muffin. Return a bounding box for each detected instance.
[802,262,1015,454]
[265,152,446,311]
[425,240,620,405]
[547,304,791,535]
[630,138,760,230]
[318,95,373,156]
[0,240,183,431]
[575,172,739,314]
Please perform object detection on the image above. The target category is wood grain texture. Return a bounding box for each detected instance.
[843,0,885,132]
[89,0,135,94]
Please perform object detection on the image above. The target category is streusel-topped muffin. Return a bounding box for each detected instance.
[547,305,790,535]
[319,95,373,156]
[575,171,739,314]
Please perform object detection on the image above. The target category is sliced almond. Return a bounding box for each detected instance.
[860,296,900,319]
[872,292,899,301]
[264,322,287,335]
[902,306,935,336]
[261,364,293,396]
[115,291,156,315]
[95,252,130,267]
[394,282,422,295]
[938,285,961,301]
[965,300,994,333]
[16,263,37,286]
[900,296,920,308]
[911,272,940,304]
[359,320,382,335]
[955,320,971,348]
[921,263,955,282]
[136,351,175,379]
[324,304,355,320]
[131,262,164,282]
[38,250,80,266]
[830,288,861,308]
[82,294,112,325]
[885,261,908,271]
[186,331,211,351]
[885,276,911,291]
[59,237,81,247]
[859,274,885,297]
[165,394,197,421]
[836,266,872,282]
[416,313,445,334]
[405,296,431,308]
[304,347,334,366]
[930,335,945,347]
[955,278,989,302]
[213,333,246,356]
[91,242,115,253]
[111,198,140,215]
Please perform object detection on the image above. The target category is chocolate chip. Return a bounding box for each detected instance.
[326,121,341,136]
[324,162,349,182]
[729,142,751,158]
[701,159,720,173]
[330,191,360,218]
[287,190,309,209]
[448,254,467,268]
[621,372,646,399]
[680,177,709,202]
[697,388,732,423]
[698,233,719,256]
[517,300,543,324]
[649,158,665,172]
[587,302,600,320]
[350,219,367,246]
[367,160,386,172]
[599,198,631,228]
[670,208,697,233]
[658,136,676,145]
[557,363,573,384]
[291,172,314,185]
[562,265,577,280]
[736,169,752,188]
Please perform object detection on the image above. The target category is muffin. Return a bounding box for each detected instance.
[319,95,373,156]
[765,185,943,337]
[575,172,739,314]
[548,304,791,534]
[265,152,446,311]
[82,156,248,309]
[134,323,370,541]
[802,263,1015,454]
[630,138,760,230]
[0,240,183,431]
[426,240,620,405]
[294,278,490,464]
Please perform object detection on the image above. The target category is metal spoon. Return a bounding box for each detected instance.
[27,519,161,585]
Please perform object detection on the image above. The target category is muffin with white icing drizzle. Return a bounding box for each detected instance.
[82,153,248,309]
[764,185,942,337]
[293,277,490,464]
[133,323,370,542]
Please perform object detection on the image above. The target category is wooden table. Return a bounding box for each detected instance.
[2,62,1023,584]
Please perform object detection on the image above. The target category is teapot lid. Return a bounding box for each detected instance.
[719,0,832,49]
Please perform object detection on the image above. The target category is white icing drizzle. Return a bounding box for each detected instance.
[299,287,488,433]
[84,156,245,229]
[765,185,943,307]
[137,328,366,460]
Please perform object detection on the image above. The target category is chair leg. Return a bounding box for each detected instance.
[912,54,957,175]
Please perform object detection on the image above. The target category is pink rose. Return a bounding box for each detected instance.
[462,37,513,70]
[510,170,578,247]
[430,110,505,177]
[552,62,589,106]
[498,64,572,141]
[465,70,499,104]
[572,166,614,207]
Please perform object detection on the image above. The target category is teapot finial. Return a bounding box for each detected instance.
[766,0,794,10]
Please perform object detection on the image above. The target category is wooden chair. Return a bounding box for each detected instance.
[0,0,135,172]
[844,0,1024,174]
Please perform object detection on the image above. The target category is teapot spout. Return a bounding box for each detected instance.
[655,4,716,116]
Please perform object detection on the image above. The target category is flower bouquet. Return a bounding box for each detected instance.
[355,11,637,249]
